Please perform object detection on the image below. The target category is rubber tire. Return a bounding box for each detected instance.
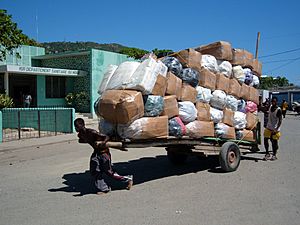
[167,149,188,165]
[219,142,241,172]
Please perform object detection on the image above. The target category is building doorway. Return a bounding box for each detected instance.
[9,74,37,107]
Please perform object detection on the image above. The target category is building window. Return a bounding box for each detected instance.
[46,76,66,98]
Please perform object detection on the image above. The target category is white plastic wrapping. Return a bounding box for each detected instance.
[215,123,229,138]
[233,111,247,129]
[217,60,232,78]
[232,65,245,84]
[196,86,212,103]
[251,75,260,87]
[155,60,168,77]
[178,101,197,123]
[210,90,227,110]
[117,118,146,139]
[201,54,219,73]
[97,65,118,95]
[210,107,223,123]
[225,95,238,111]
[98,118,116,137]
[106,61,140,90]
[126,58,159,94]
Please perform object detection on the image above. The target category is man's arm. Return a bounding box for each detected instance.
[275,108,283,132]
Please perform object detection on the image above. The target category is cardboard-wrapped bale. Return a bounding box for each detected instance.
[215,123,236,139]
[240,129,255,142]
[228,78,241,98]
[162,95,179,118]
[99,90,144,124]
[195,41,233,61]
[166,72,182,99]
[216,73,230,94]
[249,86,259,105]
[223,108,234,127]
[246,112,258,129]
[251,59,262,76]
[174,48,202,72]
[117,116,168,139]
[151,74,167,96]
[186,121,215,138]
[198,67,216,90]
[180,84,197,103]
[196,102,211,121]
[239,83,250,100]
[231,48,253,67]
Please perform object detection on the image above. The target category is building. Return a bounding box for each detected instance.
[269,89,300,108]
[0,45,131,117]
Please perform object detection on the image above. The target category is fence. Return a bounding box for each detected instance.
[1,108,75,142]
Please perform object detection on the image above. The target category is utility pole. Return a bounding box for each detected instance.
[255,32,260,59]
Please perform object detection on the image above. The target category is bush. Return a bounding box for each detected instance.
[65,91,90,112]
[0,94,14,109]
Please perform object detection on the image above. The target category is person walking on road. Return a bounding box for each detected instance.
[74,118,133,195]
[263,97,282,161]
[281,99,289,118]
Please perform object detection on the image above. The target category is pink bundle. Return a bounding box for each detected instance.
[245,101,258,113]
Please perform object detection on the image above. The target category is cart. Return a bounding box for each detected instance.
[105,122,261,172]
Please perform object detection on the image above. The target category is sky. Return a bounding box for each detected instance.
[2,0,300,85]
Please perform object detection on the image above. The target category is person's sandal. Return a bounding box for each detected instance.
[263,154,271,161]
[270,155,278,161]
[126,175,133,190]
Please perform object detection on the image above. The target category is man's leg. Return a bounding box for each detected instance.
[270,139,279,160]
[90,153,110,194]
[264,138,271,160]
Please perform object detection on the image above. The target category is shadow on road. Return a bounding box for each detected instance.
[48,155,219,196]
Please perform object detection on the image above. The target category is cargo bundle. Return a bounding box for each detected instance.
[96,41,261,142]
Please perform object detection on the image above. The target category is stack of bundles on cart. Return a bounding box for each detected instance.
[96,40,261,141]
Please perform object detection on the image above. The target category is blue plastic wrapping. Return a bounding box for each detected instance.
[243,68,254,85]
[179,68,199,87]
[144,95,164,117]
[168,117,186,137]
[237,99,246,113]
[161,56,183,76]
[98,118,117,137]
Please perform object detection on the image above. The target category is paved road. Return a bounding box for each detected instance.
[0,114,299,225]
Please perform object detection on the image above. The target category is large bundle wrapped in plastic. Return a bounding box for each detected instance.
[126,58,159,94]
[216,74,230,93]
[151,74,167,96]
[105,61,140,90]
[99,118,116,137]
[201,54,219,73]
[239,83,250,100]
[166,72,182,99]
[161,57,182,76]
[225,95,238,111]
[233,111,247,129]
[196,102,211,121]
[196,41,232,61]
[178,101,197,123]
[162,95,179,118]
[246,112,258,129]
[154,60,168,77]
[186,121,215,138]
[144,95,164,117]
[94,97,101,117]
[196,86,212,103]
[217,60,232,78]
[237,99,246,113]
[117,116,168,139]
[210,90,227,110]
[236,129,255,142]
[198,68,217,90]
[168,117,186,138]
[222,108,234,127]
[232,66,245,84]
[251,59,262,76]
[231,48,254,67]
[245,101,258,113]
[228,78,241,98]
[215,123,236,139]
[179,68,199,87]
[251,75,260,88]
[210,107,223,123]
[249,86,259,105]
[243,68,254,85]
[174,48,202,72]
[181,84,197,103]
[98,65,118,95]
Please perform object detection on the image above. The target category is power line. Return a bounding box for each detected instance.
[263,58,300,64]
[265,56,300,73]
[259,47,300,58]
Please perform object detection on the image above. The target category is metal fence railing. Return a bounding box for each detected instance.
[1,108,75,142]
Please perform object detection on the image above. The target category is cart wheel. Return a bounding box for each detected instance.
[166,148,188,165]
[250,144,260,152]
[219,142,241,172]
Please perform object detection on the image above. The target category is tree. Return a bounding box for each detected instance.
[0,9,39,61]
[119,47,149,59]
[151,48,174,58]
[259,76,292,90]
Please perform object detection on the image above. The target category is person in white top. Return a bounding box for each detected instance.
[23,93,32,108]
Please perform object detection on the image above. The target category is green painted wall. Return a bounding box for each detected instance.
[0,111,2,143]
[90,49,132,116]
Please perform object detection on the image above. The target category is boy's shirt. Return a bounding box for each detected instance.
[78,128,108,152]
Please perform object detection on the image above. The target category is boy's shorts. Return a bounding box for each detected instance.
[264,128,281,140]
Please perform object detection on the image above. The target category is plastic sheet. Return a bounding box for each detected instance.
[225,95,238,111]
[233,111,247,129]
[237,99,246,113]
[210,90,227,110]
[232,66,245,84]
[179,68,199,87]
[161,57,183,76]
[210,107,223,123]
[196,86,212,103]
[144,95,164,117]
[201,54,219,73]
[245,101,258,113]
[218,60,232,78]
[178,101,197,123]
[98,118,116,137]
[215,123,235,139]
[186,121,215,138]
[154,60,168,77]
[243,68,254,85]
[251,75,260,88]
[98,65,118,95]
[168,117,186,137]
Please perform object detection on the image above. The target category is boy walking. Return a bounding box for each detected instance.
[74,118,133,195]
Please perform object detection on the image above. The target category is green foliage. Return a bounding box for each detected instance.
[0,9,39,61]
[151,48,174,57]
[119,47,149,59]
[259,76,291,90]
[65,91,90,112]
[0,94,14,109]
